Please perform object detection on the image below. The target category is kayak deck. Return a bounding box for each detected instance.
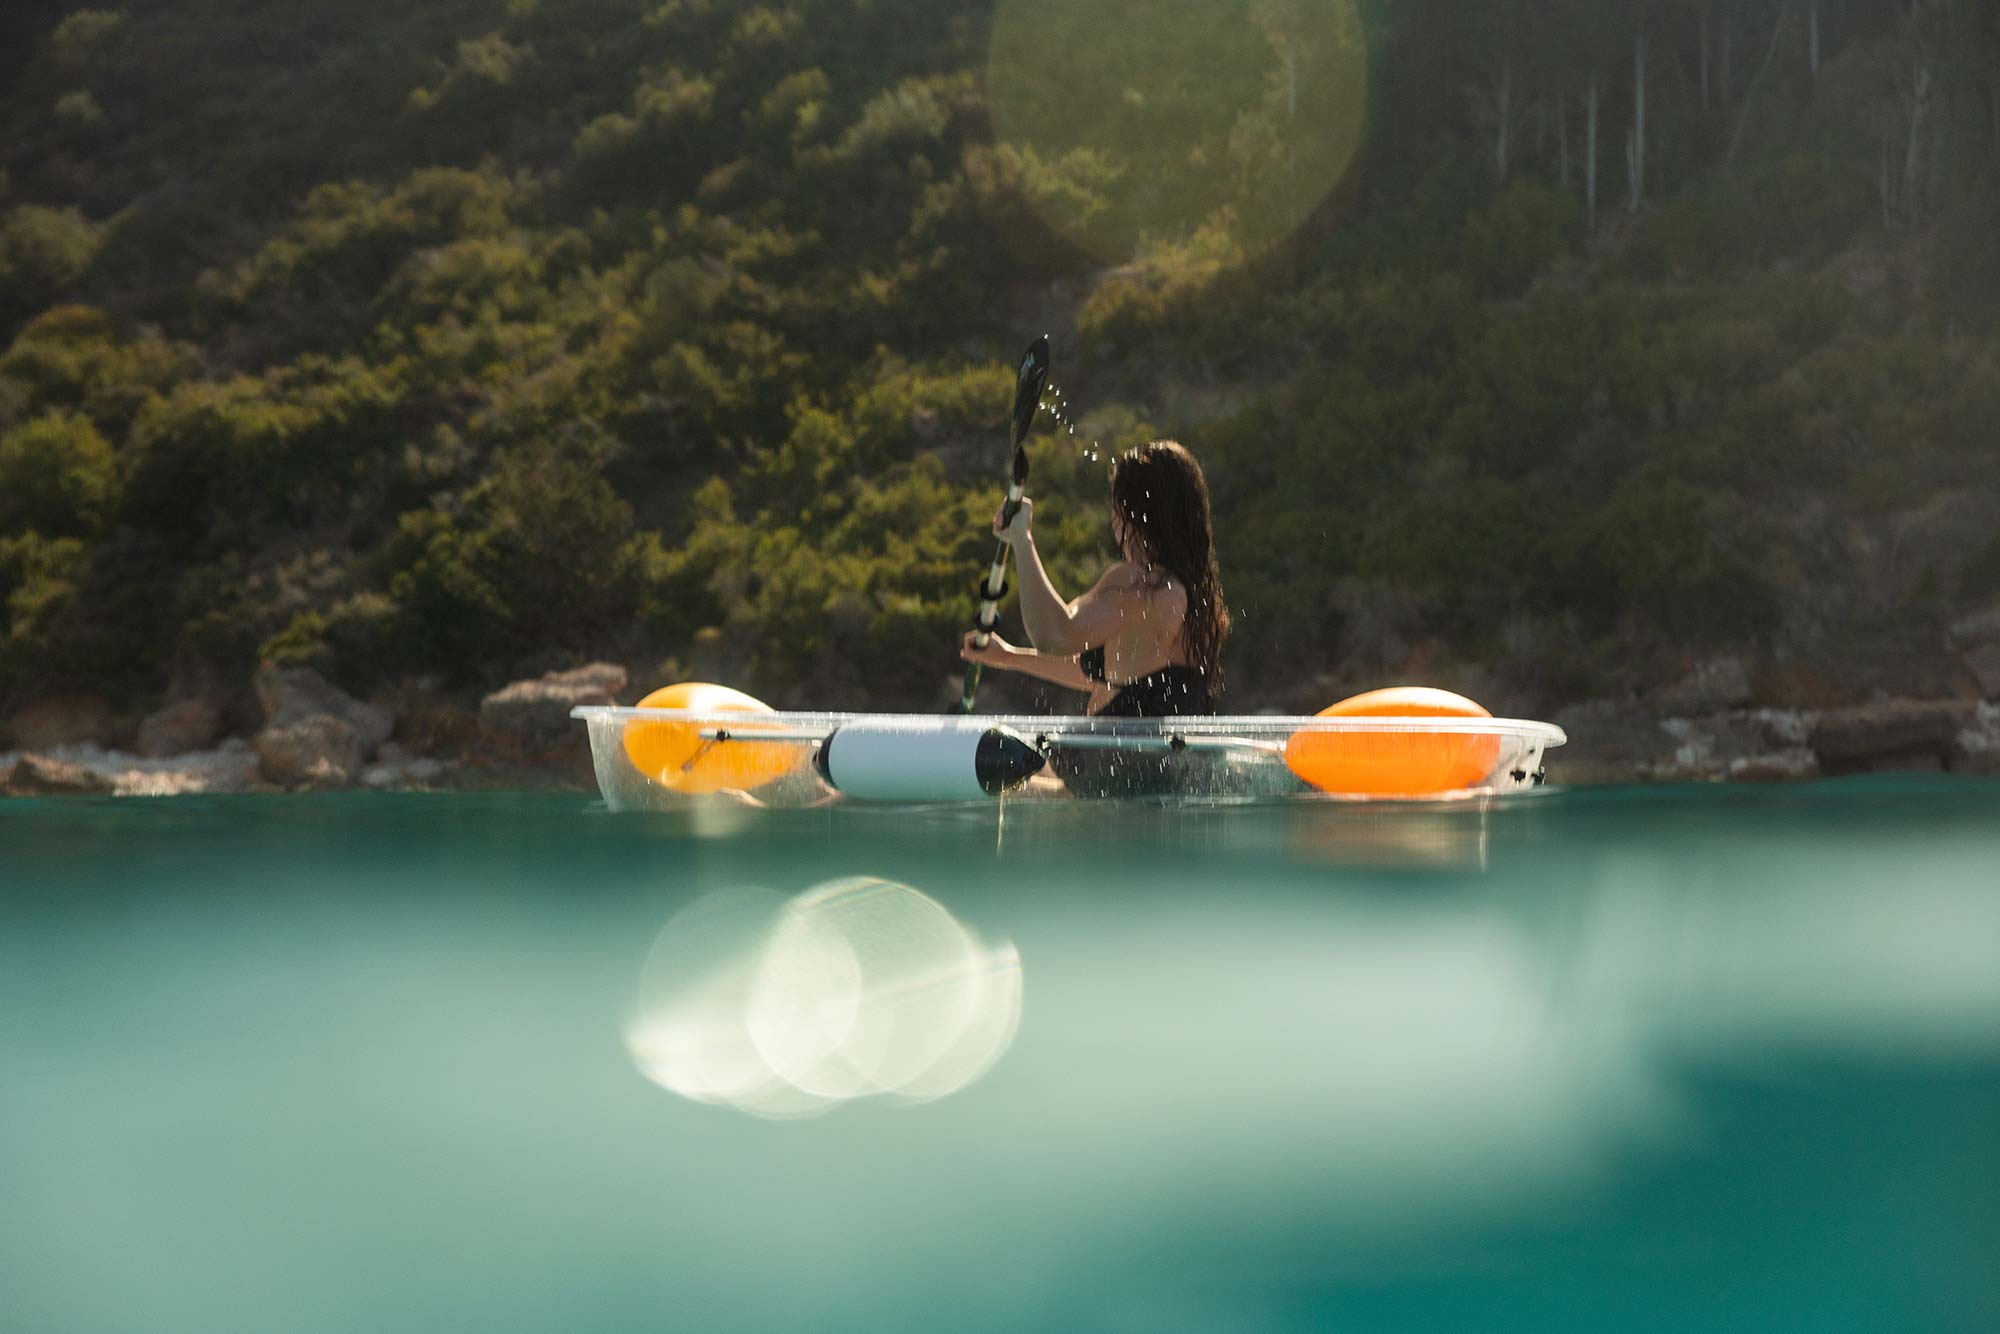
[571,707,1567,809]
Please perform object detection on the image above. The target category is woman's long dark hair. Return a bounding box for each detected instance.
[1110,440,1229,693]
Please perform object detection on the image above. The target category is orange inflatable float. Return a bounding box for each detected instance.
[1282,687,1503,797]
[621,683,807,794]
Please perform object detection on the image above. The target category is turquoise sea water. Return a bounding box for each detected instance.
[4,779,1999,1333]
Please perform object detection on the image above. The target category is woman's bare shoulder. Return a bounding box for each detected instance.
[1083,561,1147,596]
[1094,562,1187,616]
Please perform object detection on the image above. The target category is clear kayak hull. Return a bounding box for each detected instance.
[571,707,1567,809]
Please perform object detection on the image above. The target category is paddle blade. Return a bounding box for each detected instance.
[1010,335,1050,450]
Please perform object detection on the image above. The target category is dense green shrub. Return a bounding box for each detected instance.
[1458,181,1581,297]
[0,411,116,537]
[1076,222,1246,359]
[1565,478,1781,641]
[0,531,90,694]
[122,357,406,551]
[0,206,104,332]
[46,10,124,72]
[385,438,639,675]
[1620,151,1875,281]
[0,306,198,429]
[197,168,527,353]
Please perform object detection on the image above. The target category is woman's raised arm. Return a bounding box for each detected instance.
[998,501,1139,654]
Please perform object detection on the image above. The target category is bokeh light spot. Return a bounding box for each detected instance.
[983,0,1369,262]
[626,878,1022,1119]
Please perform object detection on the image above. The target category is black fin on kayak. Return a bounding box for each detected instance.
[976,727,1046,796]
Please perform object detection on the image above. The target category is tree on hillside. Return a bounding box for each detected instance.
[1465,0,1525,185]
[1624,0,1659,213]
[1727,0,1797,165]
[1542,0,1626,231]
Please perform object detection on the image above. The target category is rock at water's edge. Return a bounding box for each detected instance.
[474,662,625,789]
[1729,748,1821,782]
[136,698,222,758]
[3,753,116,796]
[254,664,393,753]
[2,741,265,796]
[361,753,449,788]
[1948,606,2000,650]
[480,663,627,746]
[1963,644,2000,701]
[1648,709,1818,782]
[1652,656,1753,717]
[358,741,449,788]
[1950,704,2000,774]
[1810,699,1972,775]
[1546,698,1678,784]
[255,714,366,787]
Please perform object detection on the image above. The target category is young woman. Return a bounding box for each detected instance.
[958,439,1228,717]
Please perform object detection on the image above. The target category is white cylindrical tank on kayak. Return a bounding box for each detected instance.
[815,718,1045,801]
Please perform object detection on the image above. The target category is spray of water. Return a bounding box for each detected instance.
[1039,383,1102,464]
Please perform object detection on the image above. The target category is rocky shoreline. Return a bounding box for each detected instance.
[1552,696,2000,785]
[1549,612,2000,784]
[0,662,623,799]
[5,643,2000,799]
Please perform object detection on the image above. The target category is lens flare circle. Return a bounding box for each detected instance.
[624,887,836,1119]
[626,878,1023,1118]
[982,0,1369,262]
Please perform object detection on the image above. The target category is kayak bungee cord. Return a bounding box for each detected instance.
[959,334,1050,713]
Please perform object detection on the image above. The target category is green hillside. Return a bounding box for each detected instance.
[2,0,1996,718]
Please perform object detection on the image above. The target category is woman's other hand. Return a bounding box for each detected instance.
[960,629,1017,668]
[992,497,1033,548]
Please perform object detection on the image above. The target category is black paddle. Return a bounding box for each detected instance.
[959,334,1051,713]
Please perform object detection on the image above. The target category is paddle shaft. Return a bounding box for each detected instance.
[960,483,1024,711]
[960,336,1048,714]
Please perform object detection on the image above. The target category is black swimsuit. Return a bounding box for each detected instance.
[1059,646,1216,798]
[1079,646,1212,718]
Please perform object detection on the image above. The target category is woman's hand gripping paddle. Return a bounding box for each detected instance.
[959,335,1050,713]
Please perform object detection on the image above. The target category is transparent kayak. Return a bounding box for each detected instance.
[571,706,1567,809]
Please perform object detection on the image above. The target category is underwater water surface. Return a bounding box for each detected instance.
[3,779,1999,1333]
